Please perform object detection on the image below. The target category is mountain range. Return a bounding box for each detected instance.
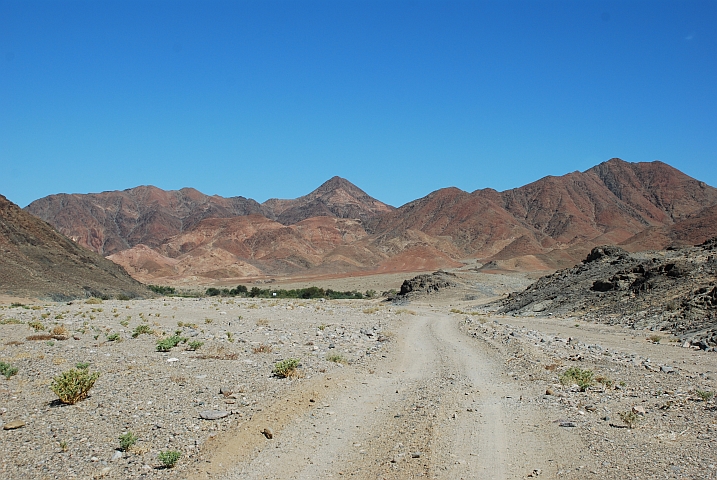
[23,158,717,284]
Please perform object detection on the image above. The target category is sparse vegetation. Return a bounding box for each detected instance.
[85,297,103,304]
[75,362,90,370]
[273,358,301,378]
[119,431,138,451]
[619,410,640,429]
[156,335,187,352]
[696,389,714,402]
[206,285,364,299]
[106,332,121,342]
[50,368,101,404]
[326,353,346,364]
[363,307,380,314]
[0,318,23,325]
[560,366,594,391]
[648,334,662,344]
[28,321,46,331]
[252,344,273,353]
[187,340,204,351]
[158,450,181,468]
[131,324,153,338]
[0,361,19,379]
[51,325,68,337]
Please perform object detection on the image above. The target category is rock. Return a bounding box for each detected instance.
[111,450,123,462]
[167,358,179,363]
[632,405,646,415]
[262,428,273,439]
[545,388,554,395]
[199,410,231,420]
[219,387,233,396]
[3,420,26,430]
[411,452,421,458]
[559,422,576,427]
[660,365,676,374]
[528,469,542,477]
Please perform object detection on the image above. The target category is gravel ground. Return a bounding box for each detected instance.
[0,296,396,479]
[459,312,717,479]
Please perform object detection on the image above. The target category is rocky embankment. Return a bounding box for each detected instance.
[489,239,717,349]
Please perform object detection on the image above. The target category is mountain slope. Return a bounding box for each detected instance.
[262,176,394,225]
[0,194,151,300]
[25,186,265,255]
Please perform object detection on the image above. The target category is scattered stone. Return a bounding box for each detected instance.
[661,365,676,374]
[632,405,647,415]
[199,410,231,420]
[111,450,122,462]
[2,420,25,430]
[262,428,273,439]
[528,468,542,477]
[559,422,576,428]
[411,452,421,458]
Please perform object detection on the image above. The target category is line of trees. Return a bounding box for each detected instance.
[205,285,366,300]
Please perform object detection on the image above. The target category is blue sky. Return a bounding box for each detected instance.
[1,0,715,208]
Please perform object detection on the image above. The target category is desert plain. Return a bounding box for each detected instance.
[1,268,716,480]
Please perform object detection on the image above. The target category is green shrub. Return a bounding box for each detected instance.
[696,390,714,401]
[106,332,120,342]
[156,335,186,352]
[326,353,346,364]
[118,431,137,451]
[149,285,176,295]
[560,367,594,392]
[50,368,100,404]
[273,358,301,378]
[131,324,153,338]
[187,340,204,351]
[28,321,46,331]
[0,361,18,379]
[619,411,639,429]
[158,450,181,468]
[75,362,90,370]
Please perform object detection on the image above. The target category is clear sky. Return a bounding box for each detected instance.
[1,1,715,208]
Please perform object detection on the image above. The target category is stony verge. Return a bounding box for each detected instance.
[0,297,398,479]
[458,313,717,479]
[490,239,717,349]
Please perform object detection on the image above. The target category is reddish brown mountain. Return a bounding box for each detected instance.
[25,186,266,255]
[0,194,150,300]
[26,177,391,257]
[262,176,394,225]
[23,159,717,282]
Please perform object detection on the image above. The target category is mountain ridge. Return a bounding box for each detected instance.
[23,159,717,282]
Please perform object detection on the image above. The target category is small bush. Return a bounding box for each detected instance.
[85,297,103,305]
[51,325,68,337]
[158,450,181,468]
[119,431,137,451]
[50,368,101,404]
[28,321,46,331]
[326,353,346,364]
[560,367,594,392]
[619,411,639,429]
[648,335,662,344]
[156,335,186,352]
[187,340,204,351]
[696,390,714,402]
[149,285,176,295]
[0,318,23,325]
[252,344,272,353]
[131,325,153,338]
[0,361,19,379]
[75,362,90,370]
[106,332,120,342]
[273,358,301,378]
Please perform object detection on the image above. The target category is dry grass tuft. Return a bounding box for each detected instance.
[255,318,269,326]
[252,344,273,354]
[196,345,238,360]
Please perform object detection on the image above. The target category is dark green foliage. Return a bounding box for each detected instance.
[148,285,176,295]
[205,285,363,299]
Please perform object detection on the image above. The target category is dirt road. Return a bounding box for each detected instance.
[193,309,583,479]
